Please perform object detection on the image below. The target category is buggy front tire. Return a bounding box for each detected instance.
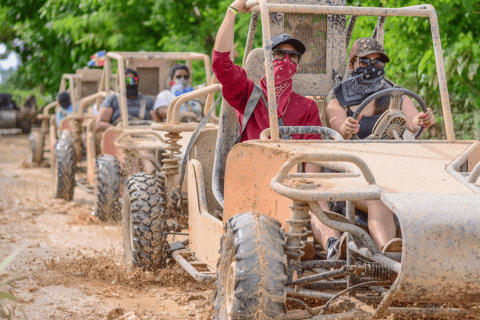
[122,173,169,270]
[52,139,75,201]
[29,130,44,164]
[94,154,122,221]
[214,212,287,320]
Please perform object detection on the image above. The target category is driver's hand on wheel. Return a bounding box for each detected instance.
[414,108,435,129]
[342,115,363,137]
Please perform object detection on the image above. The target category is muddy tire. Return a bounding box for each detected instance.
[52,139,76,201]
[122,173,169,270]
[94,155,121,221]
[29,130,44,164]
[214,212,287,320]
[18,116,31,134]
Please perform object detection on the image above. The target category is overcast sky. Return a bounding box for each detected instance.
[0,44,20,70]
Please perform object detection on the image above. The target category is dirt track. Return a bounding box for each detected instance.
[0,134,213,320]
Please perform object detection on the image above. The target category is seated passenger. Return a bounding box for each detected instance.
[56,91,74,126]
[212,1,322,142]
[96,69,158,131]
[154,64,202,122]
[313,37,436,259]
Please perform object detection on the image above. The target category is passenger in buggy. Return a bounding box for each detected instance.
[312,37,437,260]
[95,68,159,131]
[214,0,347,257]
[56,91,74,126]
[212,0,322,142]
[154,64,203,122]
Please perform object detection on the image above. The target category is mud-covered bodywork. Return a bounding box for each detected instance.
[146,0,480,318]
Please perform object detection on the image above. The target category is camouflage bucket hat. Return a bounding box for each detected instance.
[348,37,390,64]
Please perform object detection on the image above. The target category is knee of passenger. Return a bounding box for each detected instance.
[156,107,168,121]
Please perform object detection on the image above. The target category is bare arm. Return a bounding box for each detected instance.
[326,98,361,140]
[213,0,249,52]
[95,108,113,132]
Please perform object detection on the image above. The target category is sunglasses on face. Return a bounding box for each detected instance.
[175,75,190,80]
[125,77,139,85]
[358,57,385,69]
[272,49,302,64]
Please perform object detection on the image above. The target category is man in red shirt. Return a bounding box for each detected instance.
[213,0,334,257]
[212,0,322,141]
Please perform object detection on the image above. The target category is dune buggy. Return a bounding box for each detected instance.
[53,51,216,224]
[123,1,480,319]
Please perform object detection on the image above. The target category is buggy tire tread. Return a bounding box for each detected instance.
[54,139,75,201]
[214,212,287,320]
[122,173,168,270]
[95,154,122,221]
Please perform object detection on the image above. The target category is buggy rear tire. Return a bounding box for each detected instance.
[214,212,287,320]
[122,173,169,270]
[29,130,44,164]
[94,155,122,221]
[52,139,76,201]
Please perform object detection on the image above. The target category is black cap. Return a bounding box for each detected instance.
[271,33,306,55]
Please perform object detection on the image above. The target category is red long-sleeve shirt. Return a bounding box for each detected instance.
[212,50,322,142]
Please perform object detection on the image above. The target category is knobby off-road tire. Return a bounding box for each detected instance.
[94,155,122,221]
[52,139,76,201]
[214,212,287,320]
[29,130,44,164]
[122,173,169,270]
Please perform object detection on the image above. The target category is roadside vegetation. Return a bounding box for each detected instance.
[0,250,27,320]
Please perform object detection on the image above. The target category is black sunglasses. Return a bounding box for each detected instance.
[358,57,386,69]
[175,75,190,80]
[272,49,302,64]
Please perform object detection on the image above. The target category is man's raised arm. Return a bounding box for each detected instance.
[214,0,249,53]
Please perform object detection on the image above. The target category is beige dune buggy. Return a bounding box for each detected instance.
[122,0,480,319]
[52,51,216,222]
[29,68,103,166]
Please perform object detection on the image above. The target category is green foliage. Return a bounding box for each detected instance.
[0,0,478,138]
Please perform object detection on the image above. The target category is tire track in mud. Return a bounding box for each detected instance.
[0,134,214,320]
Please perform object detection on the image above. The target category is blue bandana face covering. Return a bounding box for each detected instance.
[171,81,194,97]
[334,64,385,107]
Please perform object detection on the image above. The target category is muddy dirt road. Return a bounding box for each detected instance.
[0,134,213,320]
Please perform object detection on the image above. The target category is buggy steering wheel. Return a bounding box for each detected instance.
[351,88,427,140]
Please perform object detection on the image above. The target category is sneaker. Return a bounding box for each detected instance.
[326,237,341,260]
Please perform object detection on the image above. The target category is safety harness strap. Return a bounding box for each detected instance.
[236,85,292,143]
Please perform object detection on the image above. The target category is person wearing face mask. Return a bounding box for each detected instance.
[154,64,202,122]
[327,37,435,140]
[312,38,437,260]
[96,69,158,132]
[211,0,322,142]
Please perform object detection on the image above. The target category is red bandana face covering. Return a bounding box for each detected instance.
[260,54,298,117]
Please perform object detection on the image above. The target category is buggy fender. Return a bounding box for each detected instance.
[381,193,480,304]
